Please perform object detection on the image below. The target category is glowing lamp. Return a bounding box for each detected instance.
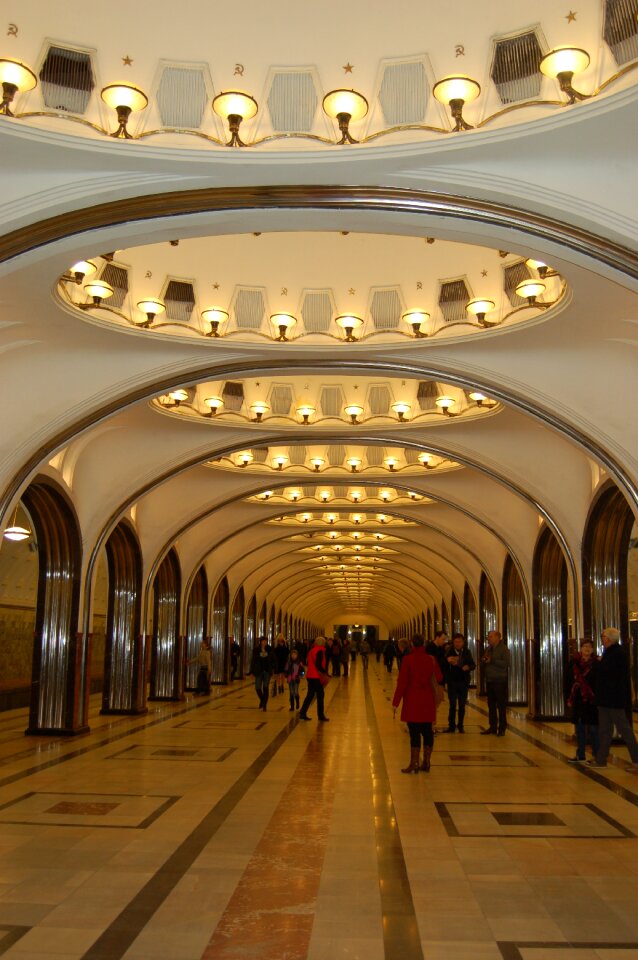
[539,47,590,103]
[436,396,456,415]
[322,88,369,144]
[201,308,229,337]
[336,315,363,341]
[69,260,97,284]
[84,280,114,305]
[212,91,258,146]
[250,401,270,422]
[347,457,362,473]
[297,405,316,425]
[515,279,546,305]
[344,403,364,424]
[101,83,148,138]
[270,313,296,341]
[0,59,37,116]
[136,299,165,326]
[272,454,289,470]
[403,309,430,337]
[391,401,411,421]
[433,75,481,130]
[203,396,223,416]
[466,298,495,325]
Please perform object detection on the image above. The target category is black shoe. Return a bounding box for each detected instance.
[319,717,330,722]
[567,756,585,763]
[442,728,455,733]
[497,732,505,737]
[289,705,295,711]
[458,727,465,733]
[480,728,496,735]
[299,715,311,721]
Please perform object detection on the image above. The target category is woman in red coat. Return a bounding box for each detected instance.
[392,634,443,773]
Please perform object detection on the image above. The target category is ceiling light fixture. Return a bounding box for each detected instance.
[515,279,546,305]
[322,88,369,144]
[539,47,591,104]
[203,396,223,416]
[433,75,481,131]
[201,308,229,337]
[289,489,301,502]
[272,454,288,471]
[391,401,411,422]
[436,396,456,416]
[270,313,296,342]
[83,280,114,305]
[418,453,434,469]
[347,457,362,473]
[236,450,254,468]
[345,404,364,425]
[384,456,399,472]
[402,310,430,338]
[3,504,31,542]
[336,315,363,342]
[250,401,269,422]
[168,389,189,406]
[0,59,37,116]
[465,298,496,325]
[136,298,165,326]
[297,405,316,425]
[100,83,148,138]
[524,259,550,279]
[212,91,258,146]
[320,489,330,501]
[69,260,97,285]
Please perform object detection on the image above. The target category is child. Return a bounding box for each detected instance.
[285,648,304,711]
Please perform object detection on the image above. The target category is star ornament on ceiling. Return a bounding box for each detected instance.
[343,62,354,73]
[481,269,488,277]
[212,282,220,289]
[122,55,133,66]
[565,10,577,22]
[348,287,356,295]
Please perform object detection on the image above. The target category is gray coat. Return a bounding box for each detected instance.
[484,641,510,682]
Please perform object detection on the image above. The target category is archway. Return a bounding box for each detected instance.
[150,548,183,701]
[102,520,144,714]
[532,527,568,719]
[503,554,528,706]
[185,565,208,691]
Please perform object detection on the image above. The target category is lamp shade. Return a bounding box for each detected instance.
[310,457,325,469]
[101,83,148,112]
[204,396,223,411]
[466,298,495,318]
[270,313,296,330]
[433,76,481,104]
[336,315,363,331]
[212,91,258,120]
[403,309,430,331]
[272,454,289,468]
[515,279,546,300]
[235,450,254,466]
[250,401,270,417]
[70,260,97,281]
[136,298,165,320]
[391,401,411,418]
[469,391,487,403]
[384,457,399,469]
[3,524,31,541]
[0,58,37,91]
[346,457,362,468]
[344,404,364,418]
[201,308,229,328]
[436,396,455,411]
[84,279,114,300]
[540,47,590,78]
[525,259,547,271]
[297,405,316,421]
[322,89,369,121]
[169,389,189,402]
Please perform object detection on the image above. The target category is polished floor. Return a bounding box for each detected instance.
[0,664,638,960]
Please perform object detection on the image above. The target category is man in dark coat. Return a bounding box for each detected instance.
[589,627,638,769]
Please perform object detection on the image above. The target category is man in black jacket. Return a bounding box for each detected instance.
[589,627,638,769]
[443,633,475,732]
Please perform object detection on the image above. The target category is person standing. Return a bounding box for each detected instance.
[285,648,304,712]
[359,637,371,669]
[392,634,443,773]
[190,639,212,695]
[426,631,448,679]
[249,636,275,711]
[340,637,350,678]
[329,636,342,677]
[229,636,241,680]
[443,633,475,732]
[298,636,330,722]
[567,640,599,762]
[273,633,289,695]
[480,630,510,736]
[589,627,638,769]
[383,638,398,673]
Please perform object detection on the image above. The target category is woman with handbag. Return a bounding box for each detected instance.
[298,637,330,722]
[392,634,443,773]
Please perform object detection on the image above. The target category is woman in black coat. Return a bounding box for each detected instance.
[567,640,599,762]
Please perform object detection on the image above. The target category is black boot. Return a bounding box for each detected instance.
[257,690,264,709]
[289,698,295,711]
[262,692,269,711]
[295,695,300,709]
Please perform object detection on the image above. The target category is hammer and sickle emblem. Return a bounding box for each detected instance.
[234,63,244,77]
[455,44,465,57]
[7,23,18,37]
[145,271,152,279]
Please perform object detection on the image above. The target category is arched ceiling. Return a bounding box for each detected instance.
[1,2,638,631]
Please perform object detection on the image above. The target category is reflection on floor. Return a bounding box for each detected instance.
[0,665,637,960]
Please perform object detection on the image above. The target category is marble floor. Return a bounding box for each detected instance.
[0,665,638,960]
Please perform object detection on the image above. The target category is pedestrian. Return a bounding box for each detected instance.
[249,636,275,711]
[442,633,475,732]
[383,638,397,673]
[359,637,371,669]
[567,639,599,762]
[273,633,289,696]
[229,636,241,680]
[589,627,638,769]
[340,637,350,678]
[396,638,410,669]
[480,630,510,736]
[426,630,448,678]
[285,648,304,712]
[392,634,443,773]
[329,636,342,676]
[189,639,212,695]
[374,638,384,663]
[298,636,330,722]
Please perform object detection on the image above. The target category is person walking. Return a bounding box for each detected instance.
[273,633,289,696]
[229,636,241,680]
[567,640,599,762]
[392,634,443,773]
[285,648,304,711]
[189,639,212,695]
[383,638,398,673]
[443,633,475,732]
[329,636,342,677]
[249,636,275,711]
[359,637,371,669]
[340,638,351,678]
[589,627,638,769]
[298,636,330,722]
[480,630,510,736]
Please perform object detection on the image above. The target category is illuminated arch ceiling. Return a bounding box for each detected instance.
[0,0,637,632]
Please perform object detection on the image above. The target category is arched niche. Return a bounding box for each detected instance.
[246,594,257,664]
[22,480,85,735]
[503,555,528,706]
[102,520,144,714]
[211,576,229,683]
[478,573,498,695]
[258,600,267,638]
[451,592,461,635]
[582,481,634,643]
[150,548,183,701]
[231,586,245,678]
[185,565,208,691]
[427,609,433,643]
[441,599,450,636]
[0,500,38,711]
[268,603,275,643]
[463,582,478,685]
[532,526,568,720]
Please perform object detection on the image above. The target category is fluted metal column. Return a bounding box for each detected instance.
[149,549,183,701]
[184,567,208,691]
[463,582,477,684]
[211,577,229,684]
[533,527,568,719]
[503,556,528,705]
[101,522,145,714]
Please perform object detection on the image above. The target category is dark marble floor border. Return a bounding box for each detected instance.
[0,790,180,829]
[363,669,425,960]
[0,924,30,956]
[498,940,638,960]
[468,701,638,807]
[79,713,300,960]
